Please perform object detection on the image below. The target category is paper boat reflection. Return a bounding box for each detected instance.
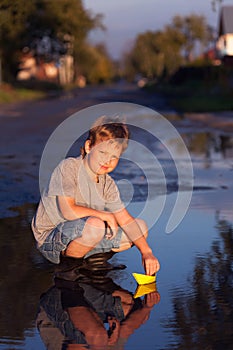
[133,282,157,298]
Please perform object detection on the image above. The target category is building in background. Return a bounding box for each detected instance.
[17,34,74,85]
[216,5,233,63]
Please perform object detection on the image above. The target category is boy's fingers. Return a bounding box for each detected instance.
[104,222,117,239]
[144,258,160,275]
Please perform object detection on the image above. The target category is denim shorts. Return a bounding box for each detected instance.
[38,218,123,264]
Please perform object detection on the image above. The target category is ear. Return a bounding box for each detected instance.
[84,140,91,154]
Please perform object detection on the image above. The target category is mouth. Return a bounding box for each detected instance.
[99,165,109,171]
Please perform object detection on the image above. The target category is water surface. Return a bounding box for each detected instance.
[0,126,232,349]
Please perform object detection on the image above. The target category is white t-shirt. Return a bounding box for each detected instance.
[31,156,124,246]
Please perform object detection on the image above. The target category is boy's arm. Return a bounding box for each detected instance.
[114,208,160,275]
[57,196,119,233]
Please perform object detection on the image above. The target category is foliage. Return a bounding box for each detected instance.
[0,83,46,103]
[0,0,35,79]
[171,14,215,61]
[151,65,233,112]
[0,0,103,81]
[77,43,115,83]
[27,0,101,40]
[123,14,215,82]
[124,29,183,81]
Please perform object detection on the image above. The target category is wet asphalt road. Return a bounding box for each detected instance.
[1,81,233,218]
[0,82,169,217]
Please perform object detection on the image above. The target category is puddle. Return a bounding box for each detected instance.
[0,119,233,349]
[0,191,232,349]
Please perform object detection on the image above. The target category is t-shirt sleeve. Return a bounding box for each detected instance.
[47,158,77,198]
[104,176,125,213]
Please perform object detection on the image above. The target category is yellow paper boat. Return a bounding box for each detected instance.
[133,283,157,298]
[132,273,156,285]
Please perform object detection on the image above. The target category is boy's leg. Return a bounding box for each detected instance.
[64,216,106,258]
[56,217,126,280]
[112,218,148,253]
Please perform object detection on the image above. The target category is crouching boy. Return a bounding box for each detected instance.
[31,116,160,276]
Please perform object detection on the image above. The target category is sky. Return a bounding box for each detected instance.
[83,0,233,59]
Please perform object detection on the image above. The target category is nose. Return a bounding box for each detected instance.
[101,154,112,165]
[105,157,112,164]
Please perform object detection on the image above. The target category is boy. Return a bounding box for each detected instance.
[32,116,160,276]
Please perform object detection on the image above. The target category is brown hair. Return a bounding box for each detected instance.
[81,116,130,158]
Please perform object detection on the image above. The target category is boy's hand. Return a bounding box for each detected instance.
[142,251,160,276]
[101,212,118,239]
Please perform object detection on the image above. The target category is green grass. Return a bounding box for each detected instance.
[0,80,64,104]
[0,83,46,104]
[170,94,233,112]
[149,81,233,112]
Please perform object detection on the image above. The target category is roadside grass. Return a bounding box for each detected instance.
[0,83,47,104]
[149,80,233,112]
[170,94,233,112]
[0,81,63,104]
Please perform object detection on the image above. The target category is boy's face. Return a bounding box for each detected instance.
[86,139,122,175]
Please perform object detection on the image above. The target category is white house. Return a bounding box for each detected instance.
[216,5,233,58]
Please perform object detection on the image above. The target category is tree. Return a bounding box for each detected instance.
[130,31,165,79]
[0,0,103,81]
[123,28,184,81]
[77,43,115,83]
[171,14,214,62]
[0,0,36,80]
[123,13,215,82]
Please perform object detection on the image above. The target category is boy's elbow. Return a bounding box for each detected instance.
[60,206,78,221]
[57,197,77,221]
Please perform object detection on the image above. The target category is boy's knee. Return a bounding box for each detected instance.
[73,217,105,248]
[85,217,106,239]
[86,216,105,230]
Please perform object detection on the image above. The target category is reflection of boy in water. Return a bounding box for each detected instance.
[37,279,160,349]
[32,116,160,276]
